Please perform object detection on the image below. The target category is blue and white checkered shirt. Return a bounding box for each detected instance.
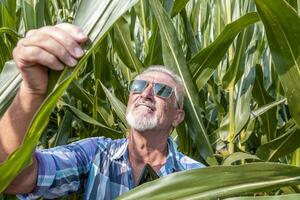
[18,137,205,200]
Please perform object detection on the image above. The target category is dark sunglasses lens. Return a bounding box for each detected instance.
[155,83,173,98]
[129,80,147,93]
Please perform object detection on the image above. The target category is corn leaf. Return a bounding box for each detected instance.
[113,17,144,72]
[222,152,261,166]
[144,21,163,66]
[0,27,19,70]
[118,163,300,200]
[256,125,300,161]
[254,0,300,129]
[180,10,199,56]
[0,0,19,29]
[233,67,255,137]
[189,12,260,91]
[218,68,255,141]
[74,0,138,43]
[58,100,122,137]
[222,25,254,89]
[0,60,22,117]
[225,194,300,200]
[21,0,46,30]
[251,98,286,119]
[252,64,277,141]
[50,109,73,147]
[171,0,189,17]
[100,82,127,126]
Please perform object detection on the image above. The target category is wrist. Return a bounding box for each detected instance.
[18,84,46,112]
[19,82,47,98]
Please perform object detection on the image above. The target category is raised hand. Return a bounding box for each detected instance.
[13,23,88,95]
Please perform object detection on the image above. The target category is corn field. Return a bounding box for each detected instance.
[1,0,300,199]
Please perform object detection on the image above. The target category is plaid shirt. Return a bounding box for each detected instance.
[18,137,205,200]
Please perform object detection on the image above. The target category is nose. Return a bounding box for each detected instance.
[141,82,154,100]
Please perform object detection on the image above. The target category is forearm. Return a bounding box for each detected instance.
[0,83,45,162]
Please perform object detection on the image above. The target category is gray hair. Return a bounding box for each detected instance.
[135,65,185,108]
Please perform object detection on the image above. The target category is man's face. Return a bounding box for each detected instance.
[126,72,183,132]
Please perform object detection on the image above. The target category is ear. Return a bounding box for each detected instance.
[172,109,185,127]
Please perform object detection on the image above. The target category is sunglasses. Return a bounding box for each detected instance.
[129,80,174,99]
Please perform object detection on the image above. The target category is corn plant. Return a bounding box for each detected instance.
[1,0,300,199]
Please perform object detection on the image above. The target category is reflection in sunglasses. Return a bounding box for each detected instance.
[129,80,174,99]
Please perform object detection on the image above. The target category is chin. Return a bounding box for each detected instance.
[126,111,158,131]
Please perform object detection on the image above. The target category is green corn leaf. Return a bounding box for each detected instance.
[0,61,22,117]
[222,152,261,166]
[225,193,300,200]
[285,0,298,10]
[93,77,101,122]
[222,25,254,89]
[218,68,255,141]
[190,0,201,36]
[133,0,151,53]
[100,81,127,126]
[189,12,260,91]
[50,109,73,147]
[149,0,214,160]
[180,10,199,56]
[251,98,286,120]
[256,124,300,161]
[68,80,115,127]
[93,36,111,95]
[233,67,255,137]
[0,0,138,192]
[118,163,300,200]
[0,0,18,29]
[252,64,277,141]
[0,27,18,70]
[113,17,144,73]
[67,81,94,106]
[171,0,189,17]
[74,0,138,43]
[254,0,300,129]
[0,26,20,38]
[0,35,10,70]
[58,100,122,138]
[21,0,46,30]
[144,21,163,66]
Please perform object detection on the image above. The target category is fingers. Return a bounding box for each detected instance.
[55,23,88,43]
[25,24,87,58]
[13,44,65,71]
[14,23,88,70]
[21,32,78,67]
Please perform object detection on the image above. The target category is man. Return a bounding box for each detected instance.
[0,23,205,199]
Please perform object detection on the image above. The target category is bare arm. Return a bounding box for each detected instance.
[1,88,44,193]
[0,23,88,194]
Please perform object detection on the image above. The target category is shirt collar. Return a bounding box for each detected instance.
[111,137,183,172]
[164,137,184,173]
[110,138,128,160]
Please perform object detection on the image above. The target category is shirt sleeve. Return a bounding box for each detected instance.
[179,153,207,170]
[17,137,107,200]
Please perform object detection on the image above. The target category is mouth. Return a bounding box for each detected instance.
[135,102,155,112]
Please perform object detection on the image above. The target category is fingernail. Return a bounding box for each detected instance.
[68,57,78,66]
[57,63,64,70]
[77,32,86,39]
[74,47,84,57]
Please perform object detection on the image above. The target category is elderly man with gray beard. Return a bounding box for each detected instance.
[0,23,205,200]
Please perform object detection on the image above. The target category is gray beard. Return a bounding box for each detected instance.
[126,108,158,131]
